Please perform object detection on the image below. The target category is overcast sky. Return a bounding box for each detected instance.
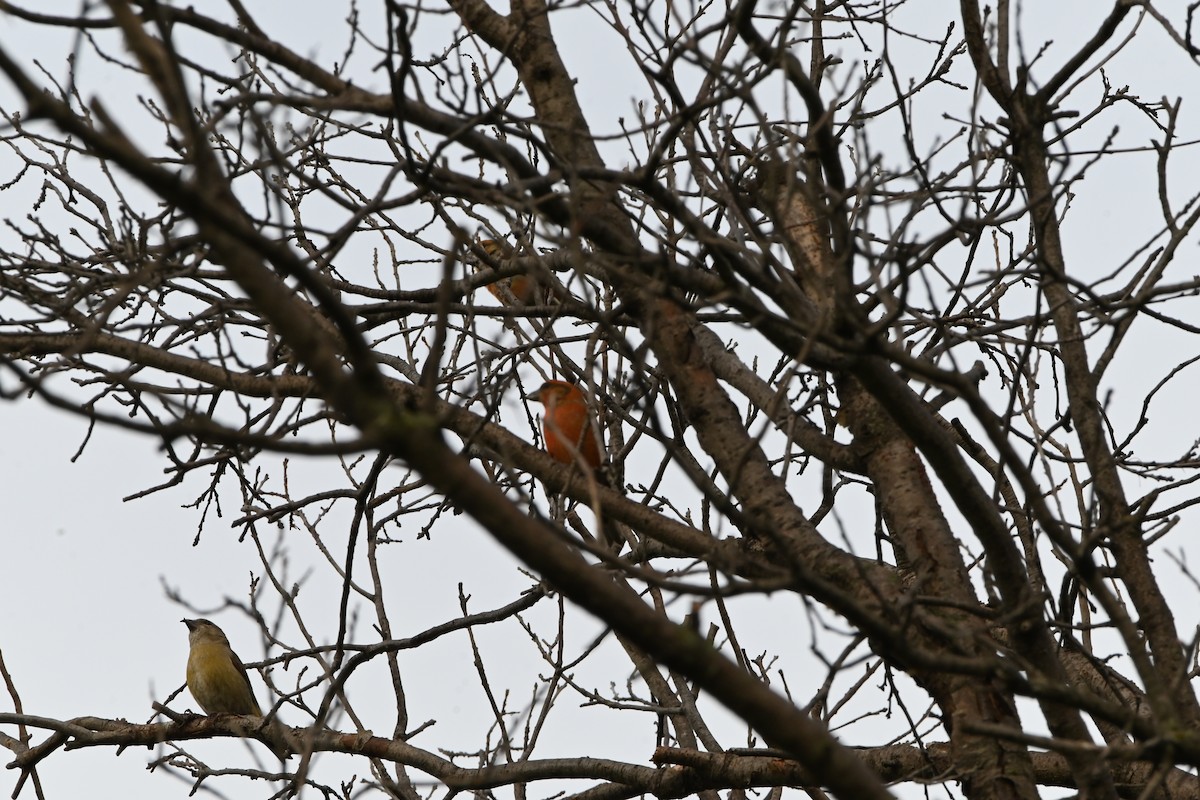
[2,3,1200,799]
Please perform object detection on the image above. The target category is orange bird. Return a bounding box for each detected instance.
[479,239,544,305]
[525,380,626,551]
[524,380,602,473]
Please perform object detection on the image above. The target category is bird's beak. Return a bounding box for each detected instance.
[522,390,540,403]
[182,618,196,630]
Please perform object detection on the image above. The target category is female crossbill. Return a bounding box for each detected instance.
[182,618,290,759]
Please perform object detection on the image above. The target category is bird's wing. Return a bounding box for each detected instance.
[230,648,264,716]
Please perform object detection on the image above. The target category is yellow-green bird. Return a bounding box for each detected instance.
[182,618,290,759]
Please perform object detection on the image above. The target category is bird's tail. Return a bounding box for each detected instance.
[592,464,631,553]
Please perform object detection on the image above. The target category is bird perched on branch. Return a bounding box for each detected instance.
[525,380,628,551]
[524,379,603,473]
[476,238,547,306]
[182,618,291,759]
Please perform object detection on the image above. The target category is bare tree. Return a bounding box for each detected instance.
[2,1,1199,799]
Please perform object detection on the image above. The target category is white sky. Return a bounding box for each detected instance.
[2,2,1200,799]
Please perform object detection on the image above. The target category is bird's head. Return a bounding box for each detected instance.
[182,618,231,647]
[524,380,582,409]
[478,238,511,260]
